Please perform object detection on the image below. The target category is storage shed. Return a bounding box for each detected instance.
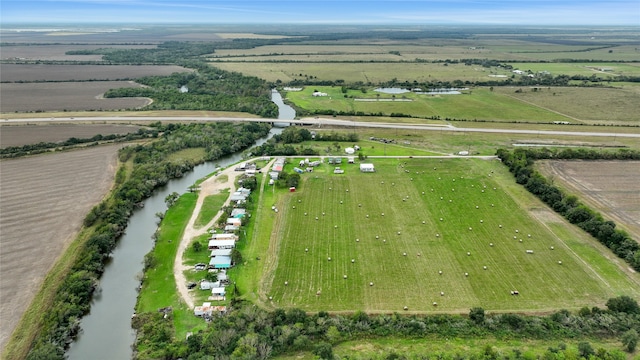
[360,163,375,172]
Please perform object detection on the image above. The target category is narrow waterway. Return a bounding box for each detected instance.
[67,91,293,359]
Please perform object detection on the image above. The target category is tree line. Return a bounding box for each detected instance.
[131,296,640,359]
[496,147,640,271]
[24,121,271,360]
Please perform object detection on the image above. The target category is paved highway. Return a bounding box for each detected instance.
[3,115,639,138]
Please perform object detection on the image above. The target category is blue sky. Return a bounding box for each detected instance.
[1,0,639,25]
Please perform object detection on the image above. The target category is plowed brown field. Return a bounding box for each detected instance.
[537,160,640,242]
[0,124,144,148]
[0,144,123,349]
[0,81,150,112]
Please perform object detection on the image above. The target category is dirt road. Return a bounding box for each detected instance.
[173,166,241,309]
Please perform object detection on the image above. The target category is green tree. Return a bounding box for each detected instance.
[313,342,334,360]
[192,240,203,253]
[606,296,640,314]
[622,329,638,352]
[165,192,180,208]
[578,342,595,358]
[469,307,485,325]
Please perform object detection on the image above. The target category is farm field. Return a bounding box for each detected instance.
[211,61,513,84]
[0,81,150,112]
[0,124,145,147]
[259,158,640,313]
[0,64,190,82]
[0,144,124,350]
[0,44,156,62]
[492,86,640,124]
[286,86,574,123]
[536,160,640,241]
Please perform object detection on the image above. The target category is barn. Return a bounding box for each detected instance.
[360,163,375,172]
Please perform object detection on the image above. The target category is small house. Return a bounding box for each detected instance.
[194,302,212,317]
[227,217,241,227]
[208,239,235,250]
[210,248,233,257]
[224,224,239,232]
[269,171,279,180]
[360,163,375,172]
[347,157,355,164]
[230,208,246,218]
[200,281,220,290]
[211,287,226,297]
[209,255,232,269]
[210,233,238,241]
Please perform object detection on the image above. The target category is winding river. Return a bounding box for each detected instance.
[66,91,293,359]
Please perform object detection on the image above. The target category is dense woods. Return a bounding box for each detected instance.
[496,148,640,271]
[25,122,271,360]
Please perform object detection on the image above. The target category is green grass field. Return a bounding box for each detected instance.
[258,158,640,313]
[286,86,574,123]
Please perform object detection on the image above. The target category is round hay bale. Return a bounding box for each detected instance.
[482,190,485,193]
[383,239,386,243]
[515,229,519,233]
[438,177,441,180]
[480,220,484,223]
[358,203,362,207]
[403,252,407,256]
[316,291,321,296]
[467,252,471,256]
[433,302,438,306]
[369,282,374,286]
[340,200,343,204]
[366,215,369,218]
[356,238,360,242]
[434,167,437,170]
[271,206,276,210]
[334,225,338,229]
[519,239,523,243]
[269,296,273,300]
[469,227,473,231]
[440,292,444,296]
[304,212,308,216]
[499,224,502,228]
[329,187,332,190]
[422,191,425,195]
[493,187,497,190]
[475,205,479,209]
[490,243,494,247]
[285,281,288,286]
[438,270,443,275]
[375,235,379,239]
[558,261,562,265]
[422,221,426,224]
[322,212,325,216]
[464,272,469,277]
[417,253,421,256]
[315,217,319,220]
[352,259,355,263]
[440,218,443,221]
[293,206,296,209]
[381,213,385,216]
[436,233,440,237]
[346,189,349,192]
[440,197,444,200]
[514,236,517,239]
[449,199,453,203]
[452,188,455,192]
[397,231,401,235]
[328,257,332,261]
[550,246,554,250]
[298,200,302,203]
[343,275,347,279]
[483,266,487,270]
[305,248,309,252]
[453,179,455,182]
[404,306,408,310]
[491,204,495,207]
[528,234,531,238]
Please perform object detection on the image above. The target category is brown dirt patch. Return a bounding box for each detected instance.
[0,44,156,62]
[0,144,123,350]
[0,64,190,82]
[537,160,640,241]
[0,81,150,112]
[0,124,144,148]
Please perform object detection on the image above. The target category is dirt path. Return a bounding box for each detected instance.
[173,166,241,309]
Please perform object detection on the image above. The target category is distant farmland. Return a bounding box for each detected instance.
[0,81,150,112]
[260,158,640,313]
[0,124,145,148]
[0,64,190,82]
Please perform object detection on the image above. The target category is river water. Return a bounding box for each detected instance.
[66,91,292,360]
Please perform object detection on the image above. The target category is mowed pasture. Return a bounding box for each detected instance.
[0,144,123,350]
[286,86,573,123]
[0,81,150,112]
[0,64,190,82]
[264,158,640,313]
[0,124,144,147]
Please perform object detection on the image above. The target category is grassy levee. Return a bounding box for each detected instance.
[135,193,205,341]
[260,158,640,314]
